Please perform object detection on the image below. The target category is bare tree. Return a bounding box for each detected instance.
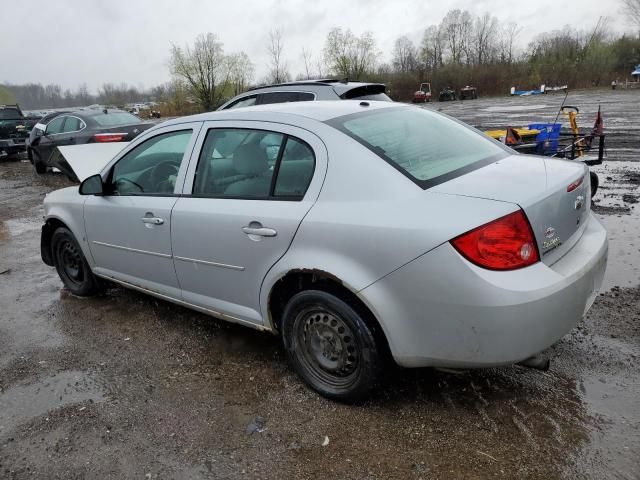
[392,36,418,73]
[622,0,640,32]
[473,13,499,64]
[267,29,289,83]
[301,47,313,79]
[170,33,231,110]
[227,52,254,95]
[420,25,444,71]
[499,22,522,64]
[323,28,377,80]
[441,9,473,64]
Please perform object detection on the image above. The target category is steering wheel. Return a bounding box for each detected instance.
[149,161,179,192]
[114,177,144,194]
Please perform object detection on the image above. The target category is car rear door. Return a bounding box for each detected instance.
[83,123,201,298]
[171,121,327,327]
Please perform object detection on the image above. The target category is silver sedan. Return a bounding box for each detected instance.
[41,101,608,401]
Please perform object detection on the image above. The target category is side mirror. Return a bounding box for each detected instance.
[79,174,104,195]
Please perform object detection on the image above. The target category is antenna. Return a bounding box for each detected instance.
[552,89,569,125]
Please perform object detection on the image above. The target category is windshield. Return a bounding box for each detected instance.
[329,106,508,188]
[0,108,23,120]
[92,112,141,127]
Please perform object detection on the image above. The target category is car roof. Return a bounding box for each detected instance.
[159,100,404,127]
[68,108,131,118]
[246,79,384,93]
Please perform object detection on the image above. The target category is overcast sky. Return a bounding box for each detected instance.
[0,0,631,92]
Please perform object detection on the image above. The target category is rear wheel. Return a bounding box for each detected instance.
[51,227,101,296]
[590,171,599,198]
[281,290,383,402]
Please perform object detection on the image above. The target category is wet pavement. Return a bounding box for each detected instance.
[1,89,639,479]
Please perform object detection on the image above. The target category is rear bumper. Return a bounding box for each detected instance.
[359,212,608,368]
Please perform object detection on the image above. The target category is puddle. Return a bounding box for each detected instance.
[2,218,41,237]
[574,374,640,479]
[484,104,549,112]
[0,370,105,435]
[597,213,640,290]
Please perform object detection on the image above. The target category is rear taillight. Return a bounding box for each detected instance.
[94,133,126,143]
[566,175,584,192]
[451,210,539,270]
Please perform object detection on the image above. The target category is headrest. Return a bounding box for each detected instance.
[233,144,269,176]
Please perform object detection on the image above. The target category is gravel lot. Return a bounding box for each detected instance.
[1,88,639,479]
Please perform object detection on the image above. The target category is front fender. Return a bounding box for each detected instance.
[42,188,93,267]
[40,223,55,266]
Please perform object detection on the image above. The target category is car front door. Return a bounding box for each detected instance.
[56,115,85,147]
[171,121,326,327]
[37,115,66,165]
[83,123,201,298]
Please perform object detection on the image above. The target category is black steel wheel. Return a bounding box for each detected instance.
[282,290,382,402]
[51,227,101,296]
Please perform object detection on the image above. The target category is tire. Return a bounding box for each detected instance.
[281,290,383,402]
[32,150,47,174]
[51,227,101,296]
[590,171,599,198]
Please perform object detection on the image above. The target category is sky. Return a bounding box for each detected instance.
[0,0,632,93]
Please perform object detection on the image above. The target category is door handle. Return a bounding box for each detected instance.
[242,225,277,237]
[141,216,164,225]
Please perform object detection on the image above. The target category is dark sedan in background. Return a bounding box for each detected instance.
[29,109,153,174]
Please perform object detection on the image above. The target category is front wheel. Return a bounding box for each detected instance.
[32,149,47,174]
[51,227,101,296]
[281,290,383,402]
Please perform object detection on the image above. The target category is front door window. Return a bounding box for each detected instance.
[109,130,193,195]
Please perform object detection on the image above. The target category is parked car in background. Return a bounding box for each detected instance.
[459,86,478,100]
[41,101,607,401]
[29,109,154,174]
[0,104,29,159]
[217,79,391,110]
[26,110,70,167]
[412,82,432,103]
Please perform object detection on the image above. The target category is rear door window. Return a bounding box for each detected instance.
[193,128,315,200]
[274,137,315,197]
[62,117,84,133]
[258,92,314,105]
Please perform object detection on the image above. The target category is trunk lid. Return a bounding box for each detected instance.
[93,122,154,142]
[431,154,590,265]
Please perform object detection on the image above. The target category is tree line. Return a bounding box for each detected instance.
[4,5,640,111]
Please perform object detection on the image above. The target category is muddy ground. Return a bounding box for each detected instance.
[1,89,639,479]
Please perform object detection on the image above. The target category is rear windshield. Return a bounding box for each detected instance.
[350,92,392,101]
[341,85,391,102]
[0,108,23,120]
[92,112,141,127]
[329,107,507,189]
